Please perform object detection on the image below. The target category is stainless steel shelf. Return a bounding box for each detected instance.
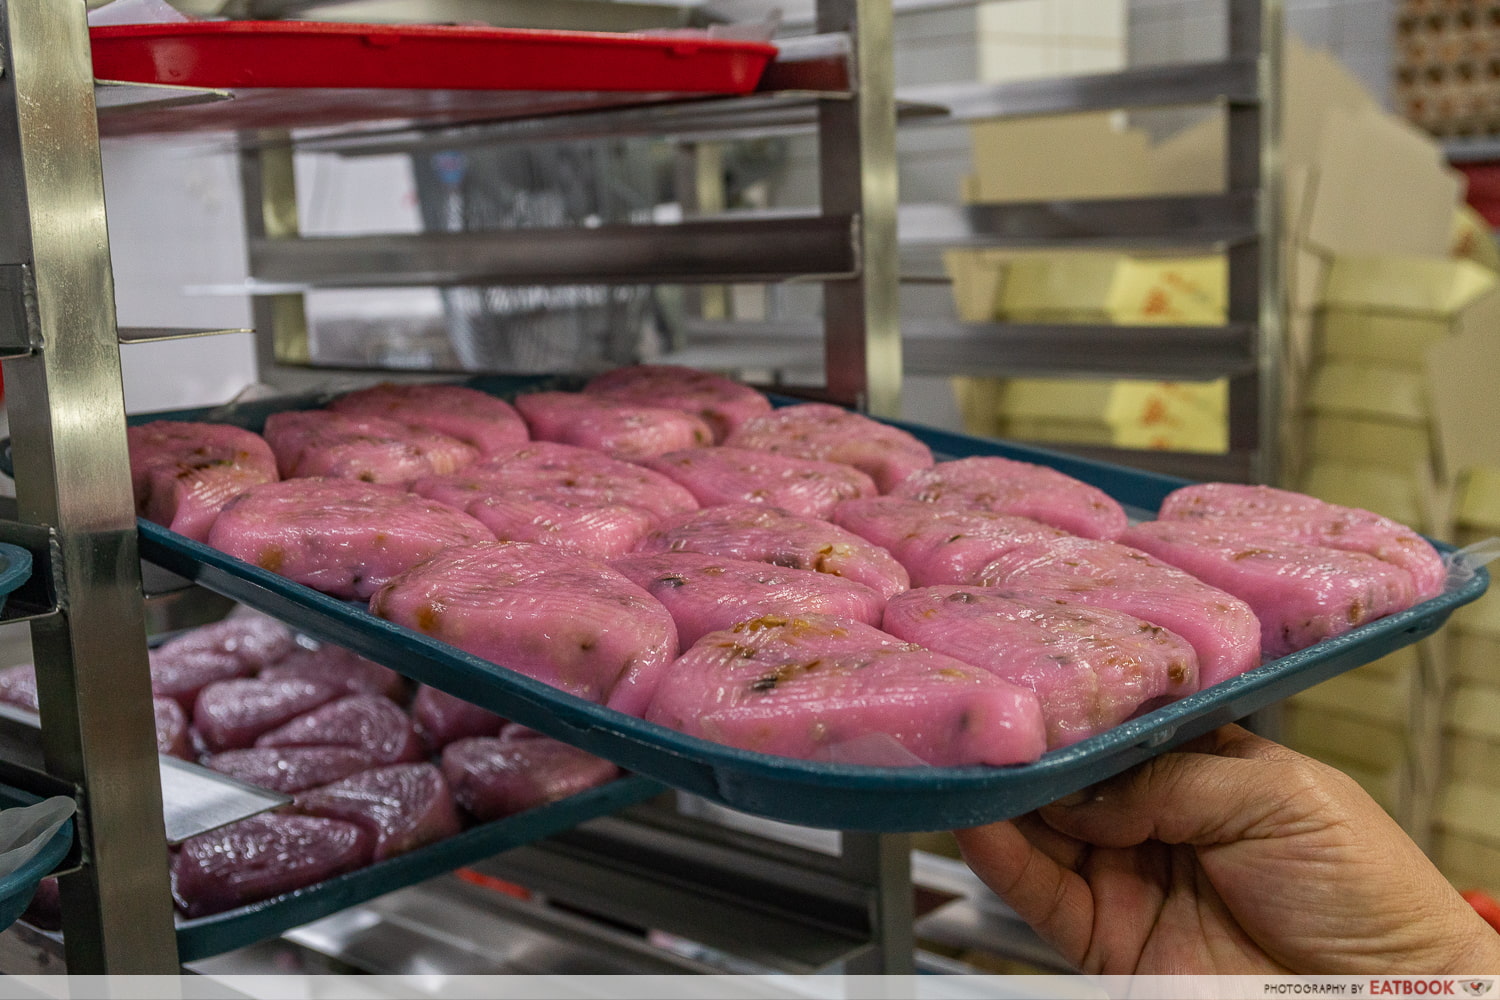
[246,216,858,288]
[238,0,699,33]
[674,318,1256,380]
[899,57,1258,123]
[93,80,230,115]
[471,806,919,974]
[239,194,1251,293]
[295,53,1255,156]
[118,327,253,345]
[901,194,1258,250]
[1037,443,1255,484]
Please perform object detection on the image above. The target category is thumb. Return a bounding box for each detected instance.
[1039,725,1352,849]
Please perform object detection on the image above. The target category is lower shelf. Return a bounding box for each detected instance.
[17,775,663,963]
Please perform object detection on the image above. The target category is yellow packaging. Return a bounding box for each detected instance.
[996,254,1226,326]
[1450,204,1500,273]
[942,250,1012,323]
[1106,257,1227,325]
[953,377,1114,447]
[999,253,1128,317]
[1104,380,1229,453]
[998,378,1114,421]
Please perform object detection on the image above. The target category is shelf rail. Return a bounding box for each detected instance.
[0,0,180,972]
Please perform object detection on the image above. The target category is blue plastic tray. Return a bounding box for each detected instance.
[0,542,33,617]
[123,375,1490,833]
[0,789,73,933]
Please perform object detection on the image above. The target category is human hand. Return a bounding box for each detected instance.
[953,725,1500,974]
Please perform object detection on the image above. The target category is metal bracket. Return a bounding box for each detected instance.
[0,513,59,624]
[0,264,38,359]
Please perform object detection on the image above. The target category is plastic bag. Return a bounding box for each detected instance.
[0,797,73,881]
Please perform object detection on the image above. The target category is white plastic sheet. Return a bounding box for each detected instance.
[0,796,72,881]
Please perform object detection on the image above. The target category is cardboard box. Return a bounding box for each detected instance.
[1446,682,1500,740]
[1452,591,1500,642]
[1299,461,1427,527]
[1305,415,1434,472]
[1319,311,1456,366]
[1425,292,1500,483]
[1306,362,1431,424]
[1285,705,1407,772]
[967,113,1154,203]
[1456,464,1500,534]
[1444,732,1500,786]
[1289,666,1411,727]
[1434,832,1500,894]
[942,250,1008,324]
[1438,780,1500,847]
[1322,254,1496,320]
[1453,629,1500,685]
[1304,106,1464,259]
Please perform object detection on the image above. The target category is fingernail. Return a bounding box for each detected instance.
[1051,786,1094,807]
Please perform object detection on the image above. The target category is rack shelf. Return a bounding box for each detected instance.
[246,216,859,288]
[897,57,1260,122]
[672,317,1258,381]
[901,194,1259,250]
[0,0,913,975]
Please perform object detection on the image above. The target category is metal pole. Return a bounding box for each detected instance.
[0,0,179,972]
[1227,0,1284,487]
[239,136,311,388]
[818,0,901,417]
[840,831,915,974]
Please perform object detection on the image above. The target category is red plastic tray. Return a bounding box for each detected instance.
[90,21,776,95]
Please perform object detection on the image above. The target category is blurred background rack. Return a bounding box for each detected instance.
[0,0,1286,980]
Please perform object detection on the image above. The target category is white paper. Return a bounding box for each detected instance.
[0,796,73,881]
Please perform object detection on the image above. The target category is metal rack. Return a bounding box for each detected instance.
[0,0,1286,978]
[909,0,1285,486]
[0,0,922,976]
[669,0,1285,485]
